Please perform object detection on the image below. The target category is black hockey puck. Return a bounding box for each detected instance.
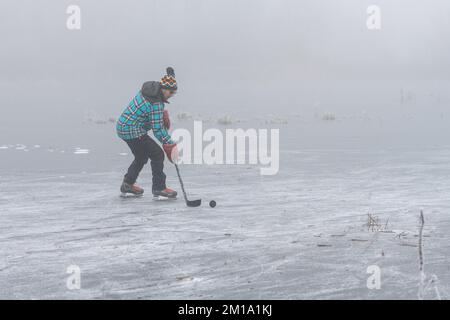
[209,200,216,208]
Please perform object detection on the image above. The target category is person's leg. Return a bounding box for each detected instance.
[139,135,166,192]
[124,137,149,185]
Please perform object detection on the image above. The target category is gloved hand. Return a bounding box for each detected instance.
[163,110,171,130]
[163,143,178,163]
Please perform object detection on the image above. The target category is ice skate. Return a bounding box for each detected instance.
[120,181,144,197]
[152,187,177,200]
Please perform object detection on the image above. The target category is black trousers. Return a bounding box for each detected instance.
[123,134,166,191]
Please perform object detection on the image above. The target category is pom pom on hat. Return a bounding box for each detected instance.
[160,67,177,90]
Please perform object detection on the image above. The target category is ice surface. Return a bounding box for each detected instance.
[1,118,450,299]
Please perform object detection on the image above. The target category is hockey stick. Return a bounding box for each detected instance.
[174,163,201,207]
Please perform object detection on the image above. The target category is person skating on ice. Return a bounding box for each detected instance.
[116,67,179,198]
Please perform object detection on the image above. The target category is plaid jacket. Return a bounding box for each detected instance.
[116,91,174,144]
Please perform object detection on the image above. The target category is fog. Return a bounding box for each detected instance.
[1,0,450,142]
[2,1,450,300]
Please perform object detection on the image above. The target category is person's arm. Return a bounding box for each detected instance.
[153,126,174,145]
[154,113,179,162]
[150,107,174,145]
[163,110,171,130]
[148,104,178,162]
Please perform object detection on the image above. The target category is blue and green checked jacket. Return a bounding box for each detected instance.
[116,91,174,144]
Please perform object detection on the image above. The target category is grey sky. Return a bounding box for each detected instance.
[0,0,449,128]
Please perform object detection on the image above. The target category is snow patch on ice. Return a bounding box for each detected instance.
[74,148,90,155]
[15,144,27,150]
[265,117,288,124]
[264,113,288,124]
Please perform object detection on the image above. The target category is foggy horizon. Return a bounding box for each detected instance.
[1,1,449,121]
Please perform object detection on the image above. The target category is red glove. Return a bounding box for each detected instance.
[163,110,171,130]
[163,143,178,163]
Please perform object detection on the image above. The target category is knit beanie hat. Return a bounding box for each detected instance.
[160,67,177,91]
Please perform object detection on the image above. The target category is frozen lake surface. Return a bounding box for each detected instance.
[1,119,450,299]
